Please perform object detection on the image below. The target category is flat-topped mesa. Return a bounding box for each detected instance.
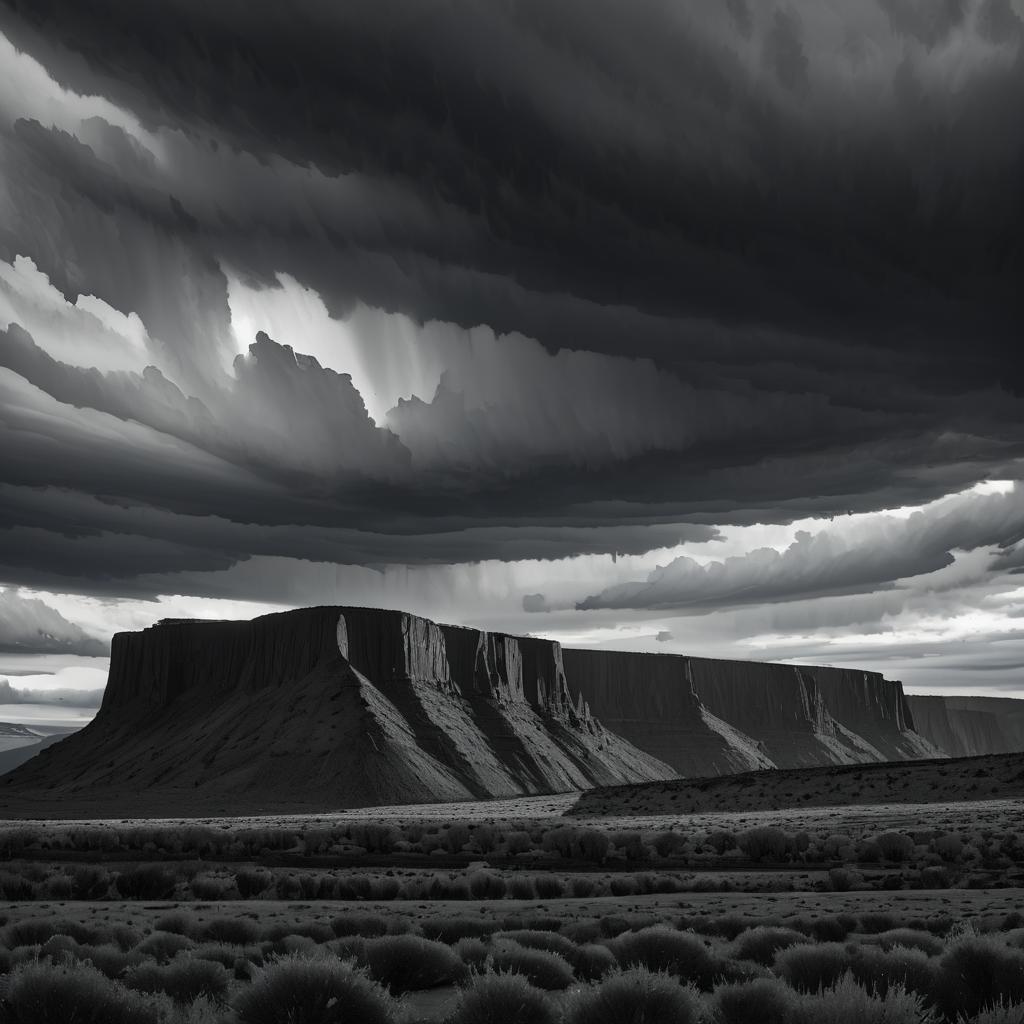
[15,605,674,813]
[909,695,1024,758]
[561,648,772,776]
[102,607,343,712]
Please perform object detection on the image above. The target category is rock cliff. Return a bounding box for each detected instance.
[564,649,940,775]
[3,607,674,814]
[908,695,1024,758]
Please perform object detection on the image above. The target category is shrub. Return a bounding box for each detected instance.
[455,937,489,969]
[563,967,702,1024]
[860,929,945,957]
[361,935,466,993]
[611,831,647,861]
[775,942,851,992]
[449,971,558,1024]
[849,945,936,998]
[261,921,334,944]
[0,960,159,1024]
[114,865,177,900]
[422,917,495,944]
[875,832,916,862]
[967,1001,1024,1023]
[496,930,577,959]
[489,943,575,990]
[69,868,109,901]
[508,876,536,900]
[809,915,857,942]
[134,931,196,963]
[792,973,929,1024]
[611,926,718,989]
[232,954,394,1024]
[468,871,507,900]
[533,875,564,899]
[191,873,235,899]
[858,913,899,935]
[329,912,389,939]
[443,824,473,854]
[711,977,799,1024]
[74,943,142,979]
[737,827,789,862]
[4,917,102,947]
[153,913,198,938]
[731,927,809,965]
[124,957,229,1003]
[573,943,618,981]
[933,936,1024,1020]
[235,869,273,898]
[199,916,261,945]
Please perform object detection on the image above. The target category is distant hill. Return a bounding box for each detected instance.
[569,750,1024,816]
[909,695,1024,758]
[0,725,78,776]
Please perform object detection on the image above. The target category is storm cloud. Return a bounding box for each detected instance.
[0,0,1020,691]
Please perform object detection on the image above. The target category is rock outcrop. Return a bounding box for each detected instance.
[909,695,1024,758]
[564,649,940,776]
[2,607,674,814]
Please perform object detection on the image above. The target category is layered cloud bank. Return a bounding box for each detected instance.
[0,0,1020,693]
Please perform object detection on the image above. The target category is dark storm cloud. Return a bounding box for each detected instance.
[0,0,1021,603]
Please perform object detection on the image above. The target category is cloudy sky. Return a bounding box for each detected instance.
[0,0,1022,720]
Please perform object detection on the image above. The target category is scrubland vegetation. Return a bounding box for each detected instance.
[3,905,1024,1021]
[2,803,1023,1021]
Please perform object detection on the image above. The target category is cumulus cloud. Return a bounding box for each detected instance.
[0,588,106,655]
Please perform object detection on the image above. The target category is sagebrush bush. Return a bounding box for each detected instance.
[234,869,273,898]
[859,929,945,957]
[468,871,507,900]
[711,976,799,1024]
[74,943,142,979]
[875,832,916,862]
[965,1000,1024,1023]
[774,942,851,992]
[730,927,809,965]
[329,911,392,939]
[448,970,558,1024]
[114,865,177,900]
[124,957,229,1004]
[849,944,936,998]
[4,917,102,947]
[562,967,702,1024]
[422,917,495,944]
[0,960,159,1024]
[495,930,577,959]
[573,943,618,981]
[232,954,394,1024]
[261,921,334,944]
[198,916,261,945]
[489,942,575,990]
[153,913,198,938]
[361,934,466,992]
[455,937,489,969]
[611,926,718,989]
[134,931,195,963]
[737,827,789,862]
[933,936,1024,1020]
[792,973,929,1024]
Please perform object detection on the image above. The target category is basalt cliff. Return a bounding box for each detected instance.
[1,607,674,813]
[3,606,1000,815]
[562,650,941,774]
[908,696,1024,759]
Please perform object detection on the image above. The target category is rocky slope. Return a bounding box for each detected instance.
[563,650,940,776]
[1,607,674,814]
[909,695,1024,758]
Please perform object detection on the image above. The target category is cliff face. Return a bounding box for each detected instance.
[565,649,941,775]
[909,696,1024,758]
[5,607,674,813]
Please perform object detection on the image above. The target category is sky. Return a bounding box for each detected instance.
[0,0,1022,722]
